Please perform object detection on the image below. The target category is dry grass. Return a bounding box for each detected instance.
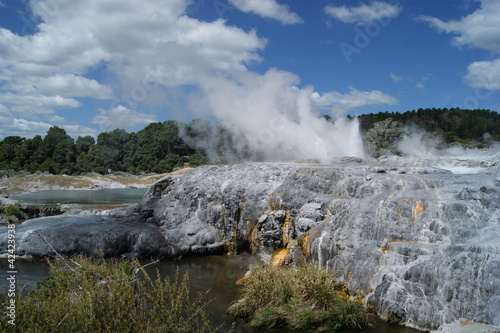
[0,169,197,196]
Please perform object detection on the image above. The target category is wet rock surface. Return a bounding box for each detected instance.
[1,154,499,331]
[131,156,499,331]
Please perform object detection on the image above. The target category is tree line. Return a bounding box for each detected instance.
[0,120,209,175]
[0,108,498,175]
[358,107,500,143]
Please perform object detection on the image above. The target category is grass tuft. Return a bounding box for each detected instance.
[228,263,374,331]
[0,255,217,333]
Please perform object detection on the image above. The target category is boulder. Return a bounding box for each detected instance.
[0,215,173,258]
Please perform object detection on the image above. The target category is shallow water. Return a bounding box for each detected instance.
[0,256,423,332]
[12,188,147,205]
[145,255,424,333]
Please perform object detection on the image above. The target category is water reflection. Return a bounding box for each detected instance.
[0,259,51,292]
[12,188,147,205]
[142,254,423,333]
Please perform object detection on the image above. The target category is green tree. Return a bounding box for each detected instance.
[189,153,209,167]
[0,136,24,170]
[16,135,44,172]
[88,129,132,174]
[162,120,192,156]
[359,108,500,145]
[156,153,183,173]
[129,121,193,173]
[75,136,96,173]
[41,127,76,174]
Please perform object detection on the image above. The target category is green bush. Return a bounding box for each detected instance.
[161,153,184,173]
[228,263,374,331]
[189,153,209,167]
[5,204,21,217]
[1,256,217,333]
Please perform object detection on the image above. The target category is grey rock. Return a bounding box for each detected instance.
[133,157,499,330]
[0,215,173,258]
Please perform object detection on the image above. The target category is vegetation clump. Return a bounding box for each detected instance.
[0,256,217,333]
[0,203,23,222]
[3,204,21,218]
[228,263,374,331]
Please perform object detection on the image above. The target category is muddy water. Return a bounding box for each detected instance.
[1,255,423,333]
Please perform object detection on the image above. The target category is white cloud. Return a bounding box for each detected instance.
[389,72,403,82]
[464,59,500,90]
[418,0,500,53]
[62,125,100,139]
[4,75,114,100]
[0,92,80,119]
[37,74,114,100]
[419,0,500,90]
[0,118,53,139]
[92,105,157,129]
[11,118,52,134]
[324,1,402,25]
[0,0,268,137]
[229,0,303,24]
[0,103,9,115]
[311,87,398,115]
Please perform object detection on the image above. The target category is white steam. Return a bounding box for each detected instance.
[396,127,500,175]
[397,126,443,158]
[196,69,365,163]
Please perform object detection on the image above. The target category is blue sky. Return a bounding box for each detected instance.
[0,0,499,139]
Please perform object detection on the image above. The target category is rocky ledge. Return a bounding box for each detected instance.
[1,155,499,331]
[127,156,499,331]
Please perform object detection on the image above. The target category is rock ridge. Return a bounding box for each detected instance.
[130,159,499,330]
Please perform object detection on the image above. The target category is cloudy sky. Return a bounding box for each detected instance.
[0,0,499,139]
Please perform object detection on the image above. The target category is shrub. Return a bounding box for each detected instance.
[228,263,374,331]
[161,153,184,173]
[5,204,21,217]
[189,153,209,167]
[1,256,217,333]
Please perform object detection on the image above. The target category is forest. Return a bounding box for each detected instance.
[0,108,498,175]
[0,120,209,175]
[357,107,500,143]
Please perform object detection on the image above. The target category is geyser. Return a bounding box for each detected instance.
[192,68,365,163]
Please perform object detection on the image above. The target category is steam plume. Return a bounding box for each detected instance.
[191,69,364,163]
